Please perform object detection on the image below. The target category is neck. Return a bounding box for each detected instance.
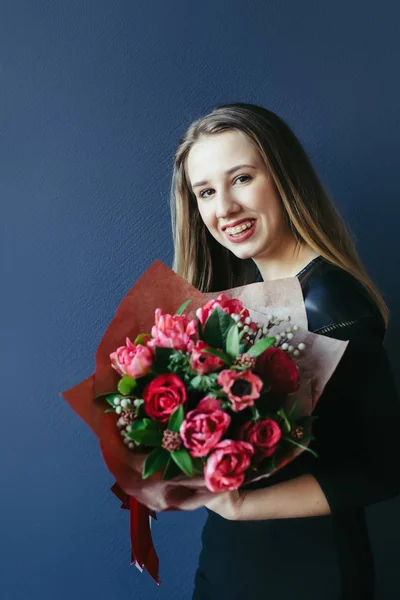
[253,236,320,281]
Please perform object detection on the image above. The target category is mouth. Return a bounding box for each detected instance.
[223,219,257,243]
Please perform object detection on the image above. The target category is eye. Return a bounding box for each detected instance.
[199,188,214,199]
[234,174,252,184]
[198,175,252,199]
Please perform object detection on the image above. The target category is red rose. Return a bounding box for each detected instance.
[256,348,299,394]
[143,374,187,423]
[241,419,281,459]
[204,439,254,492]
[218,369,263,411]
[180,397,231,457]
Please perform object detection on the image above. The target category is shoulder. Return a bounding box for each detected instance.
[298,257,385,341]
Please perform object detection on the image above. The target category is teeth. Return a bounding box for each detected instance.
[225,220,254,235]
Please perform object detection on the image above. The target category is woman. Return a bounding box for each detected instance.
[101,104,400,599]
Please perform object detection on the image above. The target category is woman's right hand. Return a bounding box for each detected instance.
[96,410,215,511]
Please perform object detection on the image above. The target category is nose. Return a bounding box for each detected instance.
[215,186,240,219]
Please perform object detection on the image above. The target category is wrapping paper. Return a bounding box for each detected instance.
[61,259,348,583]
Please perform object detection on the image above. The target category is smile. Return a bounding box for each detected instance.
[224,219,256,243]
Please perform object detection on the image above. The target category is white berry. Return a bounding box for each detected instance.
[293,349,300,357]
[281,343,289,351]
[287,332,293,340]
[114,398,121,406]
[120,399,128,408]
[115,406,122,414]
[128,442,134,450]
[133,399,142,407]
[298,343,306,351]
[288,345,294,353]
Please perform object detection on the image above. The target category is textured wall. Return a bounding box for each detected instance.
[2,1,400,599]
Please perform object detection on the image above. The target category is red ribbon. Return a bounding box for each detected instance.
[111,483,161,585]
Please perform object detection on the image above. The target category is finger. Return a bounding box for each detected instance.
[168,475,207,489]
[167,488,216,511]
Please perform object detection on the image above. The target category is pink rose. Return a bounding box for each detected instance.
[147,308,197,352]
[190,340,225,375]
[196,294,251,327]
[110,337,153,378]
[180,397,231,457]
[204,439,254,492]
[143,373,187,423]
[218,369,263,411]
[240,419,281,459]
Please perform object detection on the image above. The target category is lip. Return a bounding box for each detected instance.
[224,219,257,244]
[221,218,256,231]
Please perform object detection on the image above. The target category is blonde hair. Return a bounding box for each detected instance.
[170,103,389,327]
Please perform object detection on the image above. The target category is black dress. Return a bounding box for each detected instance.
[192,256,400,600]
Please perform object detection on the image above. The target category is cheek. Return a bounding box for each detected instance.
[197,203,219,232]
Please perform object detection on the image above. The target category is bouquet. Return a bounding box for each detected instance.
[62,260,347,584]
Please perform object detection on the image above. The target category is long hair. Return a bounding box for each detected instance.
[170,103,389,326]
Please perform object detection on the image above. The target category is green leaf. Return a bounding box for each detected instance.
[133,333,152,346]
[175,299,192,315]
[94,391,118,402]
[117,376,137,396]
[188,372,219,392]
[142,447,170,479]
[153,347,176,372]
[129,418,160,431]
[288,399,301,420]
[226,324,240,358]
[171,448,194,477]
[105,408,115,413]
[276,409,291,434]
[202,347,231,363]
[247,337,276,357]
[202,307,236,349]
[192,457,205,474]
[163,456,183,480]
[168,405,185,433]
[257,454,276,473]
[282,436,318,459]
[127,429,163,447]
[251,406,261,421]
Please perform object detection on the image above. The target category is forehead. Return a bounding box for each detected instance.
[186,130,260,183]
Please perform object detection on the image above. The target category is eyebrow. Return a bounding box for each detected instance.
[192,164,256,190]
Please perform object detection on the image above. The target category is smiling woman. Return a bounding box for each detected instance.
[167,103,400,600]
[185,128,317,273]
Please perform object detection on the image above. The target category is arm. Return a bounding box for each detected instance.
[207,328,400,521]
[306,338,400,511]
[206,473,331,520]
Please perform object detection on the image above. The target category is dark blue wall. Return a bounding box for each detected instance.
[2,1,400,598]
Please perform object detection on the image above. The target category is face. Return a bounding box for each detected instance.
[186,129,293,264]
